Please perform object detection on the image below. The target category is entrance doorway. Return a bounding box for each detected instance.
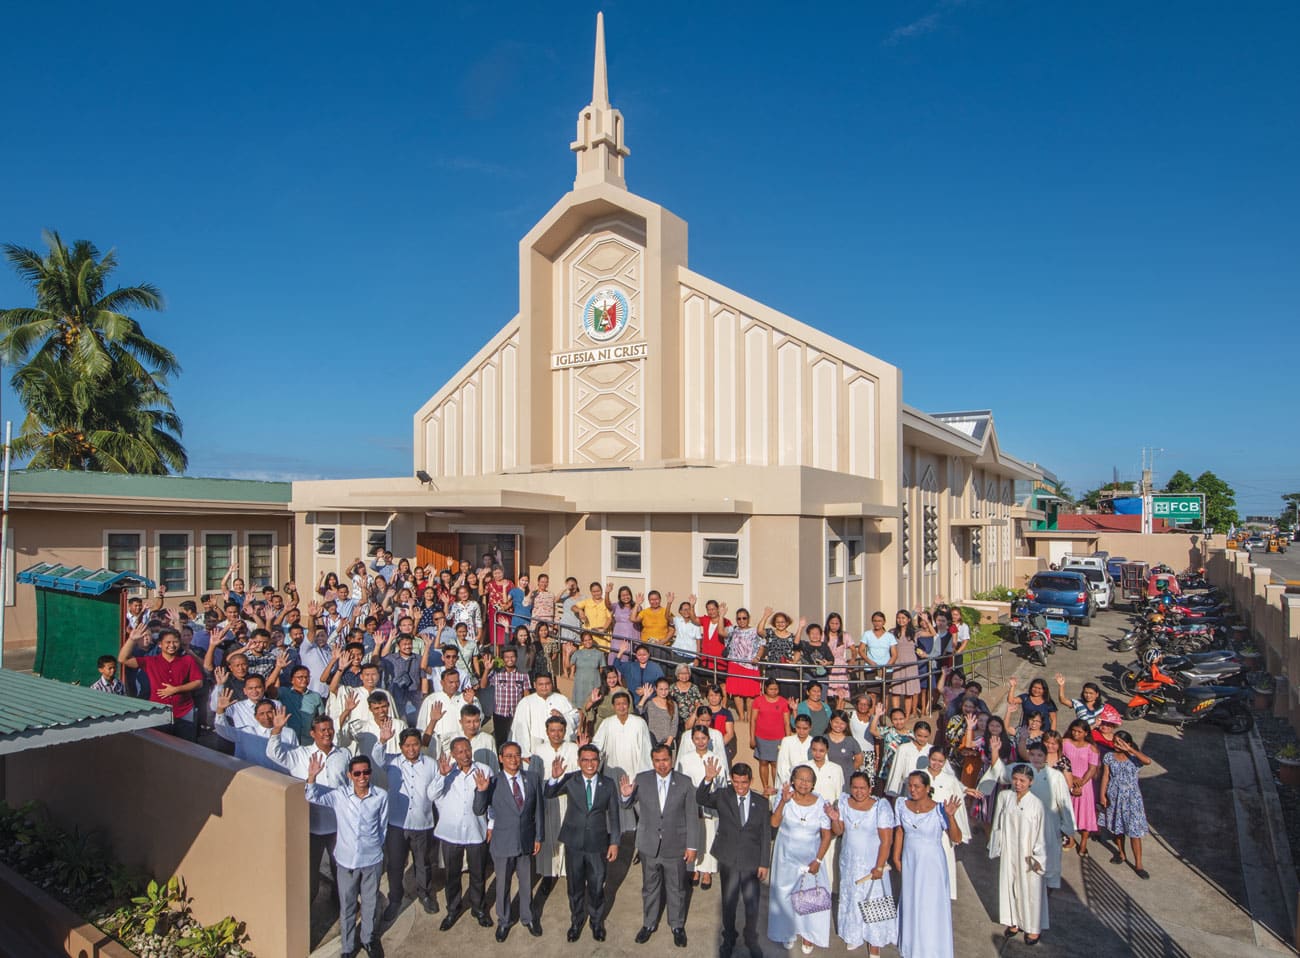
[416,531,521,580]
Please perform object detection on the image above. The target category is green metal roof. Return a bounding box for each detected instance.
[0,669,173,754]
[10,469,291,503]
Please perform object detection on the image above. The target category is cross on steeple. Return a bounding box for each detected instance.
[571,12,630,190]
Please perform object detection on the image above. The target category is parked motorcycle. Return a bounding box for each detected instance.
[1010,602,1054,667]
[1125,654,1254,733]
[1119,649,1250,693]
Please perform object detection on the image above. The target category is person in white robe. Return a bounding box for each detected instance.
[677,723,726,757]
[884,723,933,798]
[509,673,580,759]
[455,706,500,773]
[1025,743,1076,890]
[988,763,1048,942]
[774,716,815,788]
[591,689,654,833]
[524,715,580,878]
[677,730,730,884]
[925,747,972,901]
[328,680,397,735]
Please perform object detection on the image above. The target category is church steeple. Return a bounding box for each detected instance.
[571,12,630,190]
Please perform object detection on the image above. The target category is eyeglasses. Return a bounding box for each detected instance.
[350,770,371,777]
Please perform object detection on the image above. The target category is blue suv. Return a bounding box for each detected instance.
[1024,570,1094,626]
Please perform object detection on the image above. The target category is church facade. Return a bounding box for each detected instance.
[290,14,1041,625]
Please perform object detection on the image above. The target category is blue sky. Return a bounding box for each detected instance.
[1,2,1296,513]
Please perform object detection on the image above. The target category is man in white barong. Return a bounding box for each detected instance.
[926,746,972,901]
[988,763,1048,944]
[510,673,580,760]
[1025,742,1076,891]
[527,715,581,885]
[417,668,477,752]
[591,689,653,834]
[884,721,933,798]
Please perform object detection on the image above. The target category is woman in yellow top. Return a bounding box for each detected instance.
[635,589,675,644]
[573,582,614,677]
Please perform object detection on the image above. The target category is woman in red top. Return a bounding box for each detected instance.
[749,677,793,795]
[698,599,731,680]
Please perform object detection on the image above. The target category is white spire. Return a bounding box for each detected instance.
[571,11,629,190]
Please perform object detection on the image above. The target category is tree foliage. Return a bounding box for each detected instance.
[0,231,186,473]
[1280,493,1300,531]
[1164,470,1195,493]
[1191,470,1238,531]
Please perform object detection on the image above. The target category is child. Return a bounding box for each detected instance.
[885,719,933,797]
[91,655,126,695]
[871,704,913,790]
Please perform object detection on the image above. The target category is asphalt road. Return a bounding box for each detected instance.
[1250,546,1300,585]
[308,609,1281,958]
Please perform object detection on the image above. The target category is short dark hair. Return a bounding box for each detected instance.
[578,744,600,759]
[545,715,568,729]
[348,755,372,773]
[793,713,812,726]
[399,728,422,745]
[650,744,672,759]
[460,704,482,719]
[360,662,380,675]
[311,715,335,731]
[97,655,116,669]
[367,691,389,707]
[731,762,753,779]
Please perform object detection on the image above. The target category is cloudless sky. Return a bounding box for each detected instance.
[1,2,1296,512]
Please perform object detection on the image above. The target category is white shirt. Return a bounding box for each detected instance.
[226,698,262,729]
[304,782,388,869]
[418,691,477,751]
[374,751,440,830]
[214,713,296,770]
[300,643,333,697]
[672,616,702,655]
[431,762,491,845]
[656,772,672,810]
[267,739,351,835]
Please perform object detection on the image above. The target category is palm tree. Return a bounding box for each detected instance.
[0,230,187,473]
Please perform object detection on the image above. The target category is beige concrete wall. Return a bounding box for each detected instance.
[1,730,309,958]
[6,507,293,661]
[1091,532,1213,572]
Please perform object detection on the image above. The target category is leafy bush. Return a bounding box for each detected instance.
[972,586,1024,602]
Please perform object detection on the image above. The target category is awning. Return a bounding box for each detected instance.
[0,669,172,755]
[17,563,155,595]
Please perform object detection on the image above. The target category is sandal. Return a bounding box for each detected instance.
[1109,852,1124,864]
[1003,927,1020,938]
[1135,868,1150,880]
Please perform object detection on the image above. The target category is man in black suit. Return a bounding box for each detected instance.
[472,741,543,941]
[696,759,771,958]
[543,743,620,942]
[620,744,701,948]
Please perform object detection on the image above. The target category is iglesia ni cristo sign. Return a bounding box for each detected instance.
[552,285,648,369]
[551,340,649,369]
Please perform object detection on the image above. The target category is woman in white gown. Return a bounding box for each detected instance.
[834,771,897,955]
[924,746,972,902]
[893,770,964,958]
[677,724,730,889]
[988,763,1048,944]
[768,765,837,954]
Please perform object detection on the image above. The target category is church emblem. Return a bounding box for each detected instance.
[581,287,630,343]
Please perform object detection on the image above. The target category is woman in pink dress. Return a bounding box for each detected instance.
[1062,719,1100,856]
[824,612,854,708]
[485,566,513,648]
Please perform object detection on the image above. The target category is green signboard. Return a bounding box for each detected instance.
[1152,494,1204,525]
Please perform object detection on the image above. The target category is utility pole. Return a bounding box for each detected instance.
[1140,447,1163,535]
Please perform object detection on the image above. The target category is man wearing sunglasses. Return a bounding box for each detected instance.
[307,753,390,958]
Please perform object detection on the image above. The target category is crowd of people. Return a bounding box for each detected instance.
[102,550,1151,958]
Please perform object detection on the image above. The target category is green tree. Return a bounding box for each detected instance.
[1281,493,1300,531]
[1192,471,1238,531]
[1164,470,1195,493]
[0,231,186,473]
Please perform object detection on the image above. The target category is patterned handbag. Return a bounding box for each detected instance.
[856,879,897,924]
[790,873,832,915]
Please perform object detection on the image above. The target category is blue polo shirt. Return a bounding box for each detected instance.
[619,659,666,692]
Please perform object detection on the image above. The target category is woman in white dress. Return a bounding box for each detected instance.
[893,770,964,958]
[677,724,730,889]
[988,763,1048,945]
[925,746,972,902]
[834,771,897,956]
[768,765,837,954]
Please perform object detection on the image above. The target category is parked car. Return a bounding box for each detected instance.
[1105,556,1128,580]
[1073,565,1113,610]
[1024,570,1094,626]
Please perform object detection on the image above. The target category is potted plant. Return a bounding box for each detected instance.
[1277,744,1300,787]
[1252,673,1276,712]
[1238,643,1263,670]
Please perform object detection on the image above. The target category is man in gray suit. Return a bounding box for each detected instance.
[619,743,702,948]
[472,741,544,941]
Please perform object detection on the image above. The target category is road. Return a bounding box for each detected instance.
[1252,546,1300,585]
[309,609,1288,958]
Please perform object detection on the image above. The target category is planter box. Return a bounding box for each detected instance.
[963,600,1011,625]
[0,860,137,958]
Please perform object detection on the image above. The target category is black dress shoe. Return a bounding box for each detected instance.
[420,896,439,914]
[439,912,458,932]
[567,925,582,942]
[748,945,764,958]
[673,928,688,948]
[526,921,543,938]
[474,910,493,928]
[362,940,385,958]
[636,926,655,944]
[496,925,509,942]
[592,924,607,941]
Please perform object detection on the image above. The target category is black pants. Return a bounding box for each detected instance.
[385,825,433,904]
[309,832,338,904]
[563,847,608,927]
[492,714,514,749]
[442,841,488,915]
[719,863,761,947]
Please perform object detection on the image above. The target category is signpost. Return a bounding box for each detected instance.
[1150,493,1205,526]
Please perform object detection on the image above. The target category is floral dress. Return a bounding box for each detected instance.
[1103,752,1149,837]
[725,627,762,697]
[763,629,799,699]
[485,577,513,647]
[669,683,704,726]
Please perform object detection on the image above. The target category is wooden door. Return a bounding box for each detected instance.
[417,533,460,573]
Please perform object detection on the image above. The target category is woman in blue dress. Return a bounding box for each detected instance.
[768,765,837,954]
[834,771,897,955]
[1099,730,1153,878]
[892,770,965,958]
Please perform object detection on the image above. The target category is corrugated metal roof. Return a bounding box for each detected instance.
[10,469,292,503]
[0,669,172,755]
[16,563,156,595]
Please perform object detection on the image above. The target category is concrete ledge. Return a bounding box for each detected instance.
[0,860,137,958]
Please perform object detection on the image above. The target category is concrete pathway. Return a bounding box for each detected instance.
[310,608,1293,957]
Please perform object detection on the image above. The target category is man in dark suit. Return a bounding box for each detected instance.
[619,743,702,948]
[696,759,771,958]
[473,741,544,941]
[543,743,620,942]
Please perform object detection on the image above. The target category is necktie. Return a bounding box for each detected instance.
[586,778,593,810]
[739,794,748,826]
[512,775,524,810]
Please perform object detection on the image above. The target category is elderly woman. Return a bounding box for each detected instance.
[767,766,837,954]
[833,771,896,956]
[668,663,704,726]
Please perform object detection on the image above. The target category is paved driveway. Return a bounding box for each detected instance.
[311,609,1285,957]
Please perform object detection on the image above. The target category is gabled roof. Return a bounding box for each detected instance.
[1056,514,1171,533]
[0,669,172,755]
[903,406,1039,480]
[929,410,992,443]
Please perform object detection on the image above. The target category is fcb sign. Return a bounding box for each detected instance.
[1151,494,1204,524]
